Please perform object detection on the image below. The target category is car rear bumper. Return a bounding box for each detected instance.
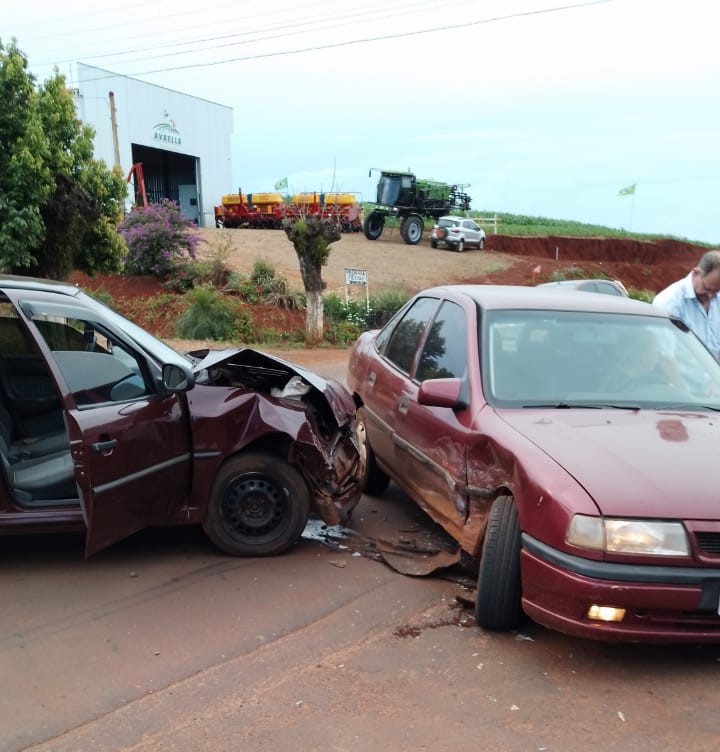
[521,534,720,643]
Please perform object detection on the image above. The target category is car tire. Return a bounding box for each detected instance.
[456,239,465,253]
[363,211,385,240]
[430,239,438,249]
[474,495,522,630]
[203,453,310,556]
[479,237,485,250]
[355,408,390,496]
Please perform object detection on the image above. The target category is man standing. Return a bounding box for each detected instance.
[653,250,720,359]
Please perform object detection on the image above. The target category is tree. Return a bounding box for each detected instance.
[282,216,341,345]
[0,39,127,279]
[0,40,53,270]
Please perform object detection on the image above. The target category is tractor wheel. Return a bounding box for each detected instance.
[401,215,424,245]
[363,211,385,240]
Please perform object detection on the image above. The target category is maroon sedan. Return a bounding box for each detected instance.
[348,284,720,643]
[0,275,362,557]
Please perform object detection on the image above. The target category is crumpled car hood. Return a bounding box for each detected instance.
[188,347,355,422]
[498,408,720,519]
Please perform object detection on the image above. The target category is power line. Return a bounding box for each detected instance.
[74,0,614,82]
[38,0,453,67]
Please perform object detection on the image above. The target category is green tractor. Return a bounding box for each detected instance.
[363,169,472,245]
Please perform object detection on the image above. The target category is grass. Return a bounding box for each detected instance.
[362,203,710,246]
[470,211,711,245]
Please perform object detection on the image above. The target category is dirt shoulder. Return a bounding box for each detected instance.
[196,227,707,295]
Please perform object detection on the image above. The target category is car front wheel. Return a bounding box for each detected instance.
[474,495,522,630]
[203,453,310,556]
[479,237,485,250]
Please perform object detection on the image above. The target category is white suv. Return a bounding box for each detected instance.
[430,216,486,252]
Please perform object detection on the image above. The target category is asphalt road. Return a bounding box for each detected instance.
[3,350,720,751]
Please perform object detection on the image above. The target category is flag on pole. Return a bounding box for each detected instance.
[618,183,636,196]
[274,177,288,192]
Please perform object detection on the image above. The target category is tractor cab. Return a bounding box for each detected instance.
[375,171,416,208]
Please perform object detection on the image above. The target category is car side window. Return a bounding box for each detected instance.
[31,314,151,406]
[415,301,467,381]
[384,297,439,374]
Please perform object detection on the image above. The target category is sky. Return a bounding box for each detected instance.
[3,0,719,243]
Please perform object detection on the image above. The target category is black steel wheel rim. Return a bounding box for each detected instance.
[222,474,289,538]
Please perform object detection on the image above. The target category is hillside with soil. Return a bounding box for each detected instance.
[70,228,711,343]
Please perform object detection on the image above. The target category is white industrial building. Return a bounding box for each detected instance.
[73,64,232,228]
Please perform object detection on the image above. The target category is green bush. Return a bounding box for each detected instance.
[324,293,367,325]
[324,289,409,331]
[255,327,305,345]
[628,288,655,303]
[325,320,362,345]
[225,259,304,310]
[176,286,255,342]
[88,287,115,309]
[251,259,276,287]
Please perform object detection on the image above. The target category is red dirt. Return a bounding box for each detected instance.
[68,272,307,339]
[474,235,702,291]
[69,234,708,340]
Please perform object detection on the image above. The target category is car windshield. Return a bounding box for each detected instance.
[483,309,720,409]
[439,218,458,228]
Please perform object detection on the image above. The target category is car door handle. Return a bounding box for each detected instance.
[92,439,118,454]
[368,371,376,387]
[398,396,409,415]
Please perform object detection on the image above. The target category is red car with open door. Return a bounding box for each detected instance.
[0,275,363,557]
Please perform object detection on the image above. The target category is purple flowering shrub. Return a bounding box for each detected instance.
[119,200,201,277]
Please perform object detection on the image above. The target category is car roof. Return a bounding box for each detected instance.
[0,274,82,298]
[537,278,628,292]
[418,284,660,315]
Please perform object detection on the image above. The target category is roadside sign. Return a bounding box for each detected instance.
[344,268,368,286]
[344,268,370,310]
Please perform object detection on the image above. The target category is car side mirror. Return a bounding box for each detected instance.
[162,362,195,393]
[417,378,463,409]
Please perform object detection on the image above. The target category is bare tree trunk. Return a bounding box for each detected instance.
[283,216,341,346]
[305,290,324,345]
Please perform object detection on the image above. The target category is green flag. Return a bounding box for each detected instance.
[618,183,636,196]
[274,177,288,192]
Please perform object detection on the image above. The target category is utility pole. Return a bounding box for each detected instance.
[109,91,121,170]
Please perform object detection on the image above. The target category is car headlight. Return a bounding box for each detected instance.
[567,515,690,556]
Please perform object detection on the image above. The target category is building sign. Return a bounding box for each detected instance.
[153,110,182,146]
[344,268,368,286]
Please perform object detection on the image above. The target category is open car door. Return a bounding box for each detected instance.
[13,295,194,556]
[64,393,192,556]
